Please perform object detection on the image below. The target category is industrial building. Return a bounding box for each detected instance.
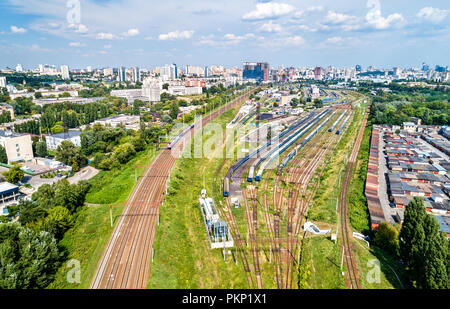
[198,189,233,249]
[93,115,140,131]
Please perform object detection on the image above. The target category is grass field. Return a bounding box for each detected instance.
[148,107,251,289]
[85,146,158,205]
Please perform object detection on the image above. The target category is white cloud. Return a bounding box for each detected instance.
[104,44,112,49]
[258,21,282,32]
[417,7,448,24]
[11,26,27,34]
[365,0,404,30]
[69,42,85,47]
[224,33,255,42]
[68,24,89,34]
[307,6,324,13]
[285,35,305,46]
[325,11,358,25]
[96,32,116,40]
[243,2,295,20]
[30,44,51,52]
[99,50,108,55]
[123,28,139,37]
[158,30,194,40]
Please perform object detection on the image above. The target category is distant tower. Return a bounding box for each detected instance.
[355,65,362,72]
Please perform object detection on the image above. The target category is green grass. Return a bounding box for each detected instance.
[47,205,124,289]
[85,146,158,205]
[302,236,345,289]
[353,240,405,289]
[148,107,250,289]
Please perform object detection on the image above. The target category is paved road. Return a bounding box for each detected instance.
[378,132,396,224]
[68,166,99,184]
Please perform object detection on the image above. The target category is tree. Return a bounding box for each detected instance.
[0,145,7,164]
[55,141,87,168]
[34,92,42,99]
[35,141,47,158]
[0,223,61,289]
[169,101,179,120]
[313,98,323,108]
[3,164,24,184]
[399,197,449,288]
[375,222,399,256]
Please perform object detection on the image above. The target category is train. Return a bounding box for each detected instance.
[247,166,255,182]
[223,177,230,197]
[336,112,352,135]
[276,111,336,175]
[167,123,195,149]
[328,110,347,132]
[230,112,316,175]
[255,109,333,181]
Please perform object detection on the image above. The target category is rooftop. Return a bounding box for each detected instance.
[49,130,81,139]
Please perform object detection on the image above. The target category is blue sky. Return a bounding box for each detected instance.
[0,0,449,69]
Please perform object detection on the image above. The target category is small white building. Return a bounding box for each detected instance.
[46,130,81,150]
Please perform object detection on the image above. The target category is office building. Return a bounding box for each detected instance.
[243,62,269,81]
[15,64,23,73]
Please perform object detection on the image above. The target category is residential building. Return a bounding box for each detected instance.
[118,66,126,82]
[61,65,70,80]
[46,130,81,150]
[0,76,6,88]
[0,131,34,163]
[142,77,161,102]
[0,103,14,120]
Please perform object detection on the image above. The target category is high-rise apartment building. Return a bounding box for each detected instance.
[132,67,140,82]
[61,65,70,80]
[0,77,6,88]
[118,66,126,82]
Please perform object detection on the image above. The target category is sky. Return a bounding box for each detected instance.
[0,0,449,70]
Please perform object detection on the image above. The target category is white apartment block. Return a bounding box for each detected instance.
[0,131,34,163]
[46,130,81,150]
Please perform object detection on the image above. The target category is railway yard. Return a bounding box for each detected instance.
[90,85,405,289]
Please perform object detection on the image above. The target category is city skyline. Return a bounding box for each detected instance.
[0,0,449,68]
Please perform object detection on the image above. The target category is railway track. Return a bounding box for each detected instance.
[338,107,369,289]
[90,89,256,289]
